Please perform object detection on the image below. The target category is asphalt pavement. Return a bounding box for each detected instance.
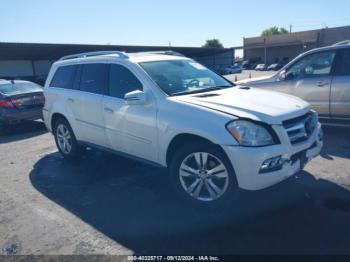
[0,121,350,255]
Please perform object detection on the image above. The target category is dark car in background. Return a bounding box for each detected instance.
[242,61,254,70]
[0,80,44,130]
[223,65,242,75]
[242,59,261,70]
[1,75,47,86]
[267,63,284,71]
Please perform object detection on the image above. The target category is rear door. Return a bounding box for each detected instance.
[49,64,82,137]
[330,48,350,119]
[282,50,336,117]
[73,63,109,147]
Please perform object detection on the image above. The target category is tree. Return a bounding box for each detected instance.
[202,39,224,48]
[261,26,289,37]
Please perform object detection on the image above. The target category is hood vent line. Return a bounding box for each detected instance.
[192,93,220,98]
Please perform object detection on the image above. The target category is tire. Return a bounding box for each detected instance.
[169,141,239,209]
[53,118,81,161]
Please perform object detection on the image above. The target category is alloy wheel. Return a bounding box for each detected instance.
[56,124,72,154]
[179,152,229,202]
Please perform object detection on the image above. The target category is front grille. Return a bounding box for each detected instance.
[283,111,317,144]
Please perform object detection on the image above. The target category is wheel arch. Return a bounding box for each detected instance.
[51,112,69,131]
[165,133,226,167]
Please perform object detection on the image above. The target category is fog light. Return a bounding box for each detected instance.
[259,155,284,174]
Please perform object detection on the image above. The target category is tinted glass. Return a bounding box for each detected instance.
[334,48,350,76]
[109,64,143,99]
[50,65,77,89]
[0,82,42,96]
[286,51,336,79]
[139,60,233,96]
[72,64,82,90]
[79,64,108,94]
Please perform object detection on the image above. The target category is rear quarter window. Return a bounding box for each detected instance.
[50,65,77,89]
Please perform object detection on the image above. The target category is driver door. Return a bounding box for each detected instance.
[102,63,158,163]
[281,50,336,117]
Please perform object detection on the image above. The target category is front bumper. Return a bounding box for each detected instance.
[222,123,323,191]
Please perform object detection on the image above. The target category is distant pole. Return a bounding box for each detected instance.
[264,38,267,65]
[232,49,234,65]
[289,24,292,33]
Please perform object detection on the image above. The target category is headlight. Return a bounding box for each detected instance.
[226,120,275,146]
[310,110,318,128]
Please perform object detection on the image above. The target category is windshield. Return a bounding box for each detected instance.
[0,82,43,96]
[139,60,234,96]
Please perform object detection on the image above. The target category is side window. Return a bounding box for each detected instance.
[108,64,143,99]
[50,65,77,89]
[79,64,108,94]
[333,48,350,76]
[286,51,336,79]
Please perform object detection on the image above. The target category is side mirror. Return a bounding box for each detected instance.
[124,90,147,105]
[279,70,295,81]
[279,70,286,81]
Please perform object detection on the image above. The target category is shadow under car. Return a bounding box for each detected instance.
[29,147,350,254]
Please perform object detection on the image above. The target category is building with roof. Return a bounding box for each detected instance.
[243,25,350,66]
[0,42,235,85]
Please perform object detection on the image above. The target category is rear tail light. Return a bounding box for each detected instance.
[0,99,16,108]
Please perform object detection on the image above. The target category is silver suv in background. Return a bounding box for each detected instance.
[238,43,350,126]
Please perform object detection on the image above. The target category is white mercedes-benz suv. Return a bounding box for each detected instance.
[43,51,323,207]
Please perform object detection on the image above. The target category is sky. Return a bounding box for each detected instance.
[1,0,349,48]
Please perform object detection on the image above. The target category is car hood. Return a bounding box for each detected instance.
[172,87,310,125]
[236,74,276,85]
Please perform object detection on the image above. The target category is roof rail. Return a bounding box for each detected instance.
[59,51,129,61]
[132,50,185,57]
[333,40,350,46]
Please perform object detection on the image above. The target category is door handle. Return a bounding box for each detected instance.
[67,98,74,102]
[104,107,114,113]
[317,81,328,87]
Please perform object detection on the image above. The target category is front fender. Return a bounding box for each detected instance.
[156,101,239,166]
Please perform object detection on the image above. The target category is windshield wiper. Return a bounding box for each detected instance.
[171,85,233,96]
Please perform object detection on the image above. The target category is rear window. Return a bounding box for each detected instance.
[50,65,77,89]
[0,82,43,96]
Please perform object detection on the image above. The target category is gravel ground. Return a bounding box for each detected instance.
[0,121,350,255]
